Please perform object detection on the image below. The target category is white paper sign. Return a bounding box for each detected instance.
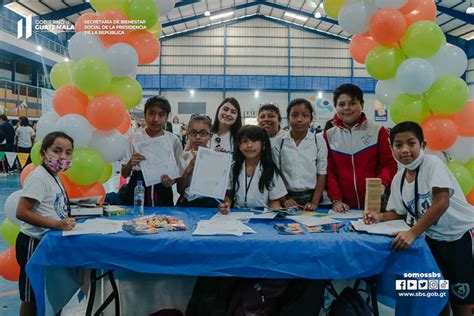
[134,136,180,186]
[189,147,232,200]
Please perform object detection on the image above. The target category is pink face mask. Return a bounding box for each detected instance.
[44,154,72,173]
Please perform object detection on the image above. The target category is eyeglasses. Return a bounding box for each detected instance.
[189,130,210,137]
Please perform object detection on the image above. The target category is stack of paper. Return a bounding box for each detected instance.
[351,219,410,235]
[193,219,255,236]
[364,178,383,213]
[328,210,364,220]
[63,218,125,236]
[287,215,339,226]
[211,211,277,223]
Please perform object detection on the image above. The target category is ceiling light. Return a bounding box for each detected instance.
[36,46,43,51]
[254,90,260,98]
[466,7,474,14]
[284,12,308,22]
[210,11,234,20]
[204,11,211,16]
[315,12,322,18]
[318,91,323,99]
[64,57,69,62]
[189,89,195,96]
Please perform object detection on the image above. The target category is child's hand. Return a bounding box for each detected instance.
[332,201,349,213]
[57,218,76,231]
[304,202,317,211]
[215,147,227,153]
[363,211,383,224]
[161,174,175,187]
[128,153,145,167]
[284,199,298,208]
[218,202,230,214]
[391,231,417,250]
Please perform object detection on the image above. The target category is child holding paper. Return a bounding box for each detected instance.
[271,98,327,211]
[364,122,474,316]
[218,125,287,212]
[176,114,220,208]
[15,131,76,316]
[324,83,397,212]
[121,96,183,206]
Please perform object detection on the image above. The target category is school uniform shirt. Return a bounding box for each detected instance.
[123,130,183,174]
[210,131,233,153]
[324,113,397,209]
[387,154,474,242]
[20,165,68,239]
[228,163,287,208]
[272,130,327,192]
[15,126,35,148]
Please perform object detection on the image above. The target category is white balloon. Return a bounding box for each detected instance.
[376,79,402,105]
[4,190,23,226]
[154,0,175,16]
[68,32,104,61]
[396,58,435,94]
[104,43,139,78]
[338,0,377,35]
[446,137,474,163]
[425,148,446,162]
[56,114,93,148]
[36,111,60,139]
[375,0,407,8]
[428,44,468,79]
[88,131,127,162]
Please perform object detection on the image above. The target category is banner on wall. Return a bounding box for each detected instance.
[40,88,54,114]
[374,101,388,122]
[314,98,336,121]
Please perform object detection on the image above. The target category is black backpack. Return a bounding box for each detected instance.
[328,286,373,316]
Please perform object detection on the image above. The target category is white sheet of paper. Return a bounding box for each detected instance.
[134,136,179,186]
[189,147,232,200]
[287,215,339,226]
[351,219,410,235]
[192,219,243,236]
[328,209,364,220]
[63,219,125,236]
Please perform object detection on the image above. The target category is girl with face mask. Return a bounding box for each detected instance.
[15,131,76,316]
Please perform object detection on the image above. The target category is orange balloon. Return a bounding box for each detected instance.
[0,247,20,282]
[453,100,474,137]
[349,35,378,64]
[97,9,131,47]
[117,111,131,135]
[400,0,436,26]
[53,85,89,117]
[87,94,126,131]
[467,189,474,205]
[20,163,36,186]
[369,9,406,45]
[422,116,458,151]
[125,30,161,64]
[60,174,106,205]
[75,12,99,33]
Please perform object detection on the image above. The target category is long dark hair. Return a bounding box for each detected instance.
[212,97,242,140]
[231,125,280,194]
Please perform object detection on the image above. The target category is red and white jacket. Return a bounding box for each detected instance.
[323,113,397,209]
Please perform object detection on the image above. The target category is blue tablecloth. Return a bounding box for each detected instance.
[27,207,447,316]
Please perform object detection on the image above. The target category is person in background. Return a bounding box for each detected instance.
[210,97,242,153]
[324,83,397,212]
[257,103,283,142]
[0,114,15,152]
[15,116,35,153]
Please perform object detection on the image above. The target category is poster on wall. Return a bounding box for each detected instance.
[374,100,388,122]
[310,96,336,121]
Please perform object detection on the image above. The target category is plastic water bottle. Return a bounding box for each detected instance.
[133,181,145,217]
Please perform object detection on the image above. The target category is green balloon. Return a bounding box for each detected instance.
[50,61,76,90]
[448,162,474,195]
[0,151,5,159]
[0,219,20,247]
[465,159,474,179]
[65,148,105,186]
[99,163,113,184]
[426,76,468,116]
[390,94,429,124]
[72,57,112,97]
[90,0,129,14]
[366,45,406,80]
[401,21,446,58]
[129,0,158,29]
[149,21,162,38]
[31,141,43,166]
[106,77,143,110]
